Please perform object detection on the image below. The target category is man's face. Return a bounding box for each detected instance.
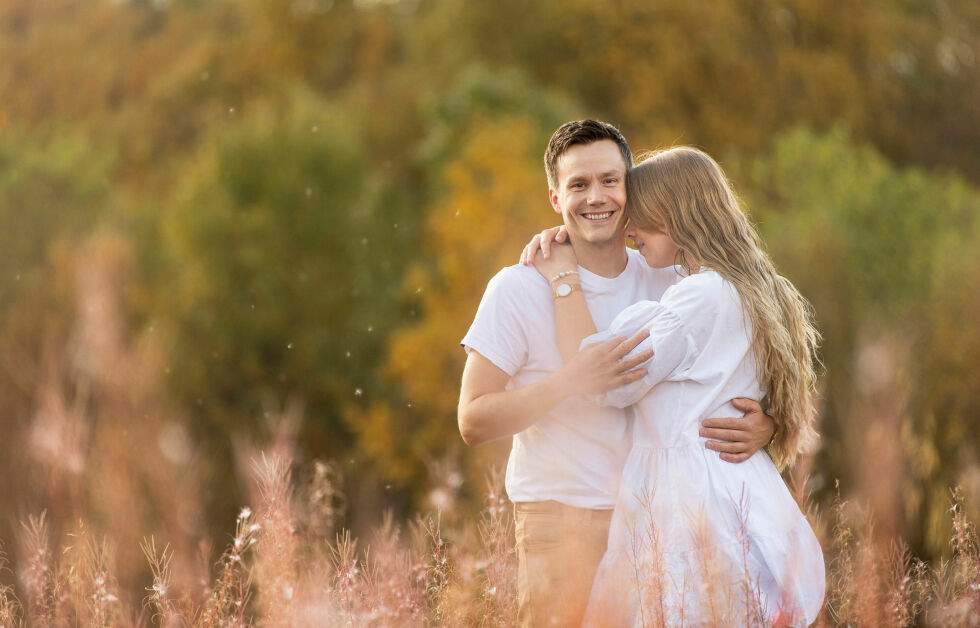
[549,139,628,246]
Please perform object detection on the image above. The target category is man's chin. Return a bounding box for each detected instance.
[575,227,626,246]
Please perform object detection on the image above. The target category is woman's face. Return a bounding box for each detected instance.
[626,222,680,268]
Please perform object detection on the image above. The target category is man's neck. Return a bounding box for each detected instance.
[570,235,629,278]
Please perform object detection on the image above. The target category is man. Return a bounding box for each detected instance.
[458,120,774,627]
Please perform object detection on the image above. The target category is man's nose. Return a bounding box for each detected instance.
[586,184,606,204]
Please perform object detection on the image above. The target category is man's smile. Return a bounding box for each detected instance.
[582,210,615,221]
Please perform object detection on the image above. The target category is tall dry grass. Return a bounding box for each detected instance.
[1,235,979,626]
[1,451,979,626]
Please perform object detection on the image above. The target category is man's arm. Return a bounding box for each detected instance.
[457,351,574,447]
[699,397,776,463]
[458,337,651,447]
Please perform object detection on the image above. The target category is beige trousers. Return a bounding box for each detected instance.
[514,501,613,627]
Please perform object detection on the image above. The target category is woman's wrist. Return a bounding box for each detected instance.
[550,270,583,299]
[549,269,579,283]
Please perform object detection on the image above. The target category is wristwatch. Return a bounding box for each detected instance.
[553,282,582,299]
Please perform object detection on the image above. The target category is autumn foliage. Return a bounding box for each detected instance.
[0,0,979,623]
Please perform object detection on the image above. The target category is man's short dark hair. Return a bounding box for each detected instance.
[544,119,632,188]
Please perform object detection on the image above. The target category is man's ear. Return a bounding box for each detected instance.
[548,189,561,214]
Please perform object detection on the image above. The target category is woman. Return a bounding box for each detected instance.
[529,147,824,626]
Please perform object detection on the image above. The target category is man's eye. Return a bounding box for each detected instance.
[604,178,619,185]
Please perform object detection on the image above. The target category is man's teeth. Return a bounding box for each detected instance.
[583,212,613,221]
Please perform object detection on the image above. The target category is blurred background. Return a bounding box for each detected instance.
[1,0,979,613]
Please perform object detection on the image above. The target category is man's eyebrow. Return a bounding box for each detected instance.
[566,169,623,183]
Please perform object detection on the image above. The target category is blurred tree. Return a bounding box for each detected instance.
[0,0,977,561]
[351,68,575,503]
[740,127,980,556]
[417,0,980,180]
[0,131,113,417]
[0,130,114,575]
[158,88,418,496]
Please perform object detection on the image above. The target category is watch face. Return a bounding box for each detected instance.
[557,283,572,297]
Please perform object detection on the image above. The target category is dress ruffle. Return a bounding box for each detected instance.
[583,442,825,627]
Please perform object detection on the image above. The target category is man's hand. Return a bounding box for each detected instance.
[558,330,651,398]
[699,398,775,463]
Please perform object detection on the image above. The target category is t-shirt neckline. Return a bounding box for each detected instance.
[577,250,638,290]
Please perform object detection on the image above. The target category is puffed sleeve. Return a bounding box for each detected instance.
[583,273,722,408]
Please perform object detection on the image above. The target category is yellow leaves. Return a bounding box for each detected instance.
[344,401,417,484]
[392,115,552,393]
[430,117,549,270]
[385,303,463,418]
[360,113,558,482]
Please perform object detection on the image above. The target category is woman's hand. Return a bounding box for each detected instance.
[557,330,653,398]
[519,225,569,265]
[532,242,578,282]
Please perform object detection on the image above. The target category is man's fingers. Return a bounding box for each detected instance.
[719,452,752,463]
[701,417,748,430]
[731,397,761,413]
[704,439,750,454]
[617,368,647,386]
[601,336,626,352]
[699,427,750,443]
[617,350,653,372]
[616,329,650,357]
[556,226,568,242]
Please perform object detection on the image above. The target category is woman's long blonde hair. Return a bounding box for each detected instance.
[626,147,820,469]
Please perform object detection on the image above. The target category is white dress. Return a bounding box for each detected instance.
[580,271,825,627]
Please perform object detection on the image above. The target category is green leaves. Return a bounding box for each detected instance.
[160,89,418,450]
[743,127,980,555]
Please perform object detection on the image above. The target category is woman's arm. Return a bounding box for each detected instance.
[520,230,777,459]
[531,242,598,362]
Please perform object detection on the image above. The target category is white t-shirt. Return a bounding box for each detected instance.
[461,249,679,509]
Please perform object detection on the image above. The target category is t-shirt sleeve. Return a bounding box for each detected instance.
[583,274,720,408]
[460,268,530,377]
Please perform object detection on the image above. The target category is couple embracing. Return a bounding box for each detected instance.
[458,120,824,627]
